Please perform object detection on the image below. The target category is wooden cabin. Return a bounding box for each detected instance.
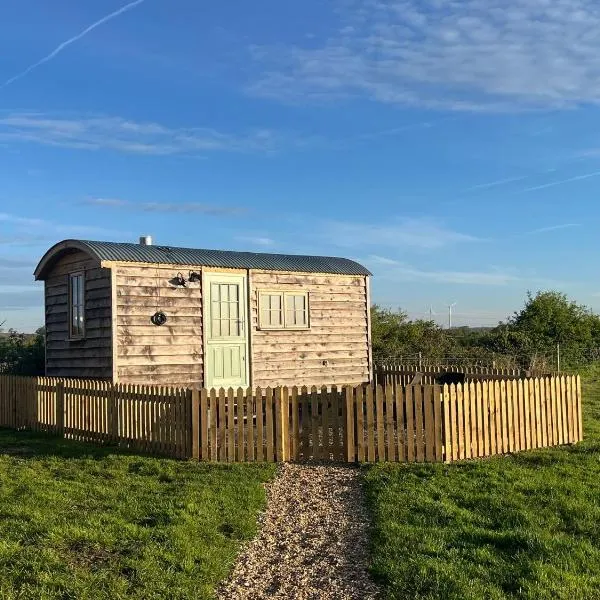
[34,238,373,388]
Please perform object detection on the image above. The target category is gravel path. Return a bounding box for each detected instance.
[218,464,380,600]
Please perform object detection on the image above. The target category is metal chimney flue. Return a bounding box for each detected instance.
[139,235,153,246]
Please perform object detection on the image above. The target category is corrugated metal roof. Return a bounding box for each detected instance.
[35,240,371,277]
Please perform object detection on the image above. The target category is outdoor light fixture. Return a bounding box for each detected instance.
[188,271,201,283]
[174,272,187,287]
[151,311,168,326]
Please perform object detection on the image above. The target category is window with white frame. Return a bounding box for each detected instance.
[69,272,85,338]
[259,291,309,329]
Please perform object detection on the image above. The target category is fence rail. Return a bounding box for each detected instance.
[0,374,582,463]
[373,363,548,387]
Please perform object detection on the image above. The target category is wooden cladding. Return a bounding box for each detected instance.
[0,374,582,463]
[115,265,203,387]
[45,250,112,379]
[250,271,370,388]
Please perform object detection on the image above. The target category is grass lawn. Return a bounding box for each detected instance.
[0,431,275,600]
[364,369,600,600]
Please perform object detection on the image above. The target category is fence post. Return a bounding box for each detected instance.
[56,381,65,435]
[442,384,451,463]
[345,386,355,463]
[191,388,200,460]
[275,387,289,462]
[109,383,119,441]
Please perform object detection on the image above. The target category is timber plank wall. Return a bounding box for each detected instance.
[45,250,112,379]
[249,271,370,388]
[115,264,203,387]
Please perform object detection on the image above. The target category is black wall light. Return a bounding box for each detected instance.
[151,311,168,326]
[174,272,187,287]
[188,271,201,283]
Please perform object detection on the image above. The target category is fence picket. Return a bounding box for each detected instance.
[385,384,395,462]
[227,388,235,462]
[300,387,309,460]
[345,386,355,463]
[500,380,508,454]
[468,381,477,458]
[576,375,583,443]
[566,376,574,443]
[396,384,406,462]
[264,388,273,462]
[366,385,376,462]
[442,385,451,463]
[356,385,365,462]
[322,386,330,460]
[376,385,385,461]
[541,378,550,448]
[550,376,558,446]
[449,384,458,461]
[457,383,465,461]
[424,386,434,462]
[331,389,341,461]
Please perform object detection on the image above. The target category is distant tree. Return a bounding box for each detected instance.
[0,327,45,375]
[371,291,600,370]
[371,305,455,361]
[486,291,600,369]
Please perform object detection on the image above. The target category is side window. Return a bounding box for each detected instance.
[258,291,309,330]
[285,293,308,327]
[69,272,85,339]
[259,292,284,329]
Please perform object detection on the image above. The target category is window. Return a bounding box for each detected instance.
[210,282,242,338]
[259,291,309,329]
[69,272,85,338]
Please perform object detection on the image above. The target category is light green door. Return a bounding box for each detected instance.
[204,273,249,389]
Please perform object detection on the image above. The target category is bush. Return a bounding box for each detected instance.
[0,327,45,375]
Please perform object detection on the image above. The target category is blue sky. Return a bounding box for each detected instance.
[2,0,600,332]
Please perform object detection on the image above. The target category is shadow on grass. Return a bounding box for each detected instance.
[0,427,185,463]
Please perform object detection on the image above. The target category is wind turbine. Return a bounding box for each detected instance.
[447,303,456,329]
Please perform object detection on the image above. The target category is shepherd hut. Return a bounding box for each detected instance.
[34,238,373,388]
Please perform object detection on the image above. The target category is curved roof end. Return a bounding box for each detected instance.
[33,239,99,280]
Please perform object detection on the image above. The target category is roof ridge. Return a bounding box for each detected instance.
[35,239,372,279]
[78,239,359,263]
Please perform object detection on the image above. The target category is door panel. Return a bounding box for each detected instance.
[204,273,248,389]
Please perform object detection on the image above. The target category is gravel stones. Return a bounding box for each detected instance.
[218,463,380,600]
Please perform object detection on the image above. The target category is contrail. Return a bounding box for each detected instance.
[1,0,146,89]
[521,170,600,192]
[527,223,581,235]
[465,175,528,191]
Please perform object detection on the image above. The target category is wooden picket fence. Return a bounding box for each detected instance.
[0,374,582,463]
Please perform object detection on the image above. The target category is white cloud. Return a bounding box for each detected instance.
[525,223,581,235]
[366,254,568,287]
[325,217,480,250]
[236,236,276,247]
[0,112,283,156]
[0,212,128,239]
[367,255,518,285]
[249,0,600,111]
[83,198,247,216]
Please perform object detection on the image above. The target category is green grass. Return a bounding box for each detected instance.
[364,368,600,600]
[0,431,275,599]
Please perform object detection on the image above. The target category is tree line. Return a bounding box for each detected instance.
[372,291,600,371]
[0,328,45,376]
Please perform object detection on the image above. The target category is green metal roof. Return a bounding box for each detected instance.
[34,239,372,279]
